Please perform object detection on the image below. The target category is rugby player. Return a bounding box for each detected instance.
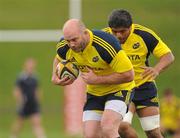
[52,19,135,138]
[103,9,174,138]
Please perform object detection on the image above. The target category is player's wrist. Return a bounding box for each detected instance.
[153,67,160,75]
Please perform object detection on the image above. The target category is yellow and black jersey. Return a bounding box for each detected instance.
[103,24,171,87]
[160,97,180,130]
[56,29,135,96]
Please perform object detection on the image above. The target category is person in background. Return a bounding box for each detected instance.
[160,88,180,138]
[10,58,46,138]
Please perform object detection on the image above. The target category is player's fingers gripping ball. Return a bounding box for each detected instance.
[56,61,79,80]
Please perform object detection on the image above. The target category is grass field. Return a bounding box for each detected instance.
[0,0,180,137]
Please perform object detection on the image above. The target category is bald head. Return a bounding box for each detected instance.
[63,19,86,39]
[62,19,90,52]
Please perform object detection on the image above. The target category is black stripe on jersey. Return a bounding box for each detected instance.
[134,29,159,53]
[92,41,113,64]
[134,29,159,66]
[92,30,121,64]
[93,36,116,57]
[57,44,69,60]
[92,30,121,52]
[56,40,67,50]
[145,58,149,66]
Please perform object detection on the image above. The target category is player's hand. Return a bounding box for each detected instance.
[51,73,74,86]
[140,66,159,80]
[81,68,98,84]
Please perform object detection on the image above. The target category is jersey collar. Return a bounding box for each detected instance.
[131,24,135,35]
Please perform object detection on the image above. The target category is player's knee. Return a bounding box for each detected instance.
[84,130,101,138]
[83,126,101,138]
[146,128,163,138]
[101,118,117,136]
[119,122,130,132]
[119,122,138,138]
[101,123,114,136]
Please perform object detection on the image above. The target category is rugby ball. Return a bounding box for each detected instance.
[56,61,79,79]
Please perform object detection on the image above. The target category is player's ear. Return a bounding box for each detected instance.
[84,29,88,35]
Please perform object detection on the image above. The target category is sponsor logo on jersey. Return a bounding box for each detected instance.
[69,57,77,62]
[92,56,99,62]
[132,42,140,49]
[128,55,140,60]
[78,65,104,72]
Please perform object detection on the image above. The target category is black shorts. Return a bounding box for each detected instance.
[132,82,159,109]
[84,90,134,112]
[17,103,40,118]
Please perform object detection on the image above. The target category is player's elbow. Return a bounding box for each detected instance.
[170,52,175,64]
[123,69,134,82]
[163,52,175,65]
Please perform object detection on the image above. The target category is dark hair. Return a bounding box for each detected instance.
[108,9,132,28]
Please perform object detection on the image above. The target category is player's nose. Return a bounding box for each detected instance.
[115,32,123,38]
[69,41,76,47]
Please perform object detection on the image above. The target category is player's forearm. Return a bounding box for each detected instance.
[96,69,134,85]
[52,57,60,74]
[154,52,174,74]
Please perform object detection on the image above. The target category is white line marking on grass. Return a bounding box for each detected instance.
[0,30,62,42]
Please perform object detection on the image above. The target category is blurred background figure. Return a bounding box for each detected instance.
[160,88,180,138]
[10,58,46,138]
[63,77,86,136]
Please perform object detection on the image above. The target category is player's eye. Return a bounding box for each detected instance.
[71,38,78,42]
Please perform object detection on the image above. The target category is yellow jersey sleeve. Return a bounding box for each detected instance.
[56,38,70,60]
[56,54,62,61]
[110,50,133,73]
[153,40,171,58]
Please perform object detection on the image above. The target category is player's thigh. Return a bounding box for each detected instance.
[83,93,105,122]
[137,106,159,117]
[134,83,159,117]
[83,93,105,137]
[102,100,126,124]
[83,92,128,121]
[133,82,159,113]
[128,102,136,113]
[133,82,160,132]
[137,106,160,132]
[83,120,101,138]
[101,109,122,132]
[101,96,128,131]
[105,90,133,117]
